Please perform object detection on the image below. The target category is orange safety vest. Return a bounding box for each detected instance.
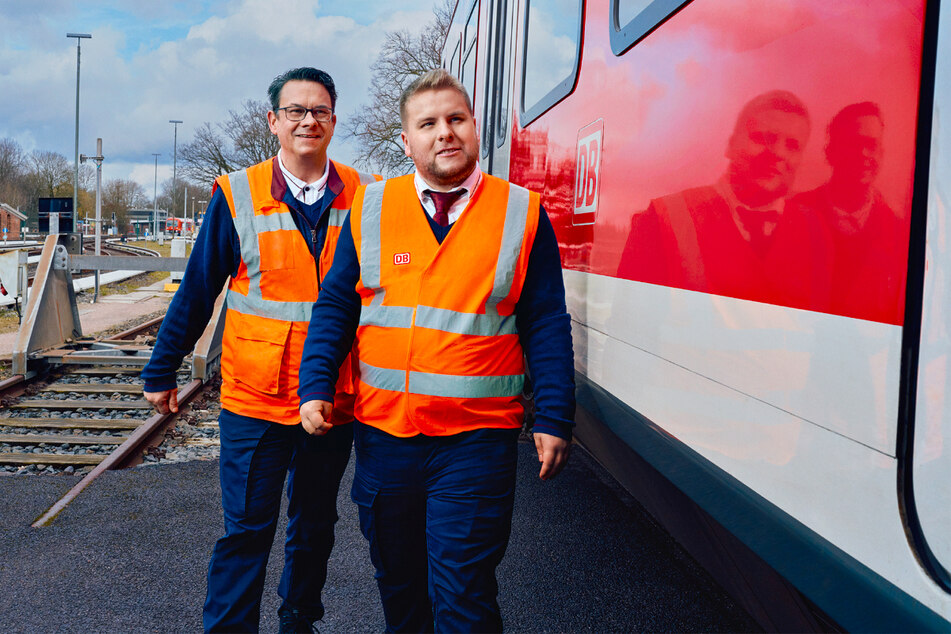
[350,173,540,436]
[215,158,380,424]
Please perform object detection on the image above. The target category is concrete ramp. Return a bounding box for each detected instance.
[13,235,81,375]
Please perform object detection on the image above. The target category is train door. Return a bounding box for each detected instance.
[478,0,516,178]
[909,0,951,594]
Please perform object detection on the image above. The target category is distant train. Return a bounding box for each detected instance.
[441,0,950,629]
[165,216,194,236]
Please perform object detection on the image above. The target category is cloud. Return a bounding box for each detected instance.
[0,0,438,190]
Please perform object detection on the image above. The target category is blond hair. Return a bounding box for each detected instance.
[399,69,473,126]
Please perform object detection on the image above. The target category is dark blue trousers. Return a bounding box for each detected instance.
[203,409,353,633]
[351,422,520,633]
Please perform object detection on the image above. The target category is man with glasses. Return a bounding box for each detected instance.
[142,67,379,633]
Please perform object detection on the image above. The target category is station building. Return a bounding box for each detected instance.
[1,203,26,241]
[127,208,168,237]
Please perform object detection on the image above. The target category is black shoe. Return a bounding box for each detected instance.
[278,606,320,634]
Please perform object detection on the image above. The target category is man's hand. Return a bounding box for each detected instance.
[144,388,179,415]
[300,399,334,436]
[534,432,570,480]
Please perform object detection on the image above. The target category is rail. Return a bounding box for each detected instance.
[2,233,226,526]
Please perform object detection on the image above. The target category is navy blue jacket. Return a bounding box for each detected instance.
[141,159,348,392]
[297,198,576,440]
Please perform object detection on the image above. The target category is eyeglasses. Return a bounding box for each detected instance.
[277,106,334,122]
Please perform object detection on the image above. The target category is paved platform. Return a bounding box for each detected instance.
[0,443,756,633]
[0,278,173,360]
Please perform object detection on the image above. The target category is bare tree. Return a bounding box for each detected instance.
[179,122,237,186]
[158,178,212,222]
[29,150,72,198]
[101,178,149,232]
[230,99,281,166]
[179,99,281,185]
[345,1,453,175]
[0,138,25,185]
[0,138,28,209]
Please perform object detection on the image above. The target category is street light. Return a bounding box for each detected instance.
[80,138,103,301]
[151,153,160,239]
[169,119,183,215]
[67,32,91,231]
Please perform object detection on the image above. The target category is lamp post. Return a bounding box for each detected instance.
[197,200,206,233]
[169,119,182,216]
[151,153,160,239]
[67,32,91,231]
[80,138,103,301]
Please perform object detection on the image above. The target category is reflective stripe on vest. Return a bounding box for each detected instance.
[357,181,528,337]
[357,170,378,185]
[225,168,313,323]
[355,178,530,400]
[359,360,525,398]
[326,207,348,228]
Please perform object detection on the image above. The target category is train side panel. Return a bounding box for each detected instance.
[447,0,951,627]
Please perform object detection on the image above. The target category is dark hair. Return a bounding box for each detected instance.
[828,101,883,140]
[267,67,337,111]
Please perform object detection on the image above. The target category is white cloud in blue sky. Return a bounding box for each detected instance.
[0,0,441,189]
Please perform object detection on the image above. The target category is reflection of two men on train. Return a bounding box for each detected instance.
[790,102,906,324]
[618,90,833,313]
[618,92,906,324]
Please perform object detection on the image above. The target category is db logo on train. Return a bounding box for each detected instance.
[573,119,603,226]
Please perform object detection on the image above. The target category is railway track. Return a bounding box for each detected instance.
[3,233,223,526]
[0,316,218,478]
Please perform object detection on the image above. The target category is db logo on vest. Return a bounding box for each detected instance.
[394,252,411,265]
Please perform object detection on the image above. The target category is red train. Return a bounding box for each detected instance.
[442,0,950,630]
[165,216,194,236]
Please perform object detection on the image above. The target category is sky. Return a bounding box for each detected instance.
[0,0,441,195]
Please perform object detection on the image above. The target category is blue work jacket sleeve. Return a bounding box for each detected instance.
[516,207,576,441]
[298,214,362,405]
[140,188,240,392]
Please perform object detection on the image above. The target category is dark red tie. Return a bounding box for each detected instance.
[427,190,464,227]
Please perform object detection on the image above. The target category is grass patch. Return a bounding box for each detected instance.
[0,308,20,336]
[137,239,192,258]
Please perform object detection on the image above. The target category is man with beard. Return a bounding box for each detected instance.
[296,69,575,632]
[618,90,832,312]
[790,102,907,323]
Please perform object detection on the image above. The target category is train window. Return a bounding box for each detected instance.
[481,1,497,159]
[461,0,479,99]
[520,0,583,127]
[462,46,477,98]
[610,0,691,56]
[463,0,478,49]
[449,37,460,78]
[495,0,512,148]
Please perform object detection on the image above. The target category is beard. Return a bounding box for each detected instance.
[426,147,478,188]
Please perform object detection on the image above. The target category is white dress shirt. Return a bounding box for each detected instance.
[278,149,329,205]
